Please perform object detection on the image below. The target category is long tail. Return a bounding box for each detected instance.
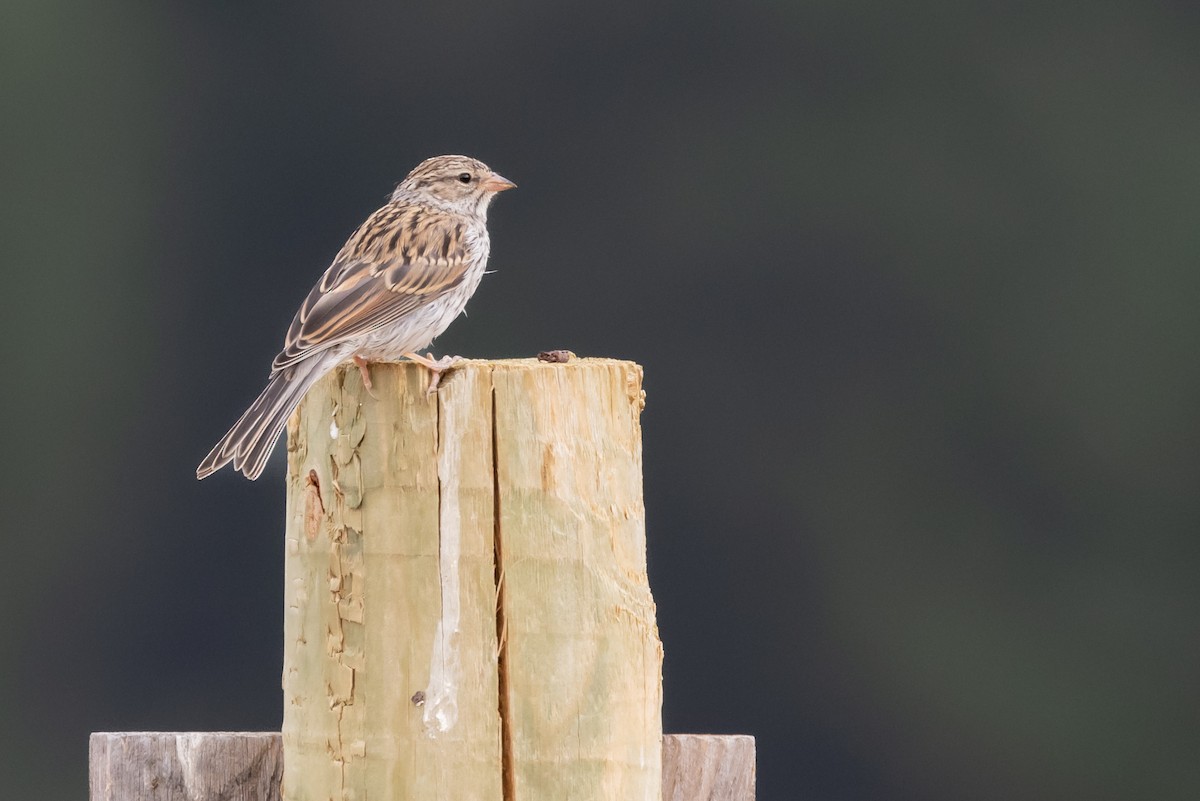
[197,355,334,480]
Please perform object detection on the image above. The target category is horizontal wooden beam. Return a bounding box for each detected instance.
[89,732,282,801]
[662,734,757,801]
[89,732,754,801]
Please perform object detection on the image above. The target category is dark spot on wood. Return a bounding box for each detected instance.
[537,350,574,363]
[304,470,325,541]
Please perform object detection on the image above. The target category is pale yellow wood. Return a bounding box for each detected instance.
[281,358,662,801]
[492,359,662,801]
[282,362,501,801]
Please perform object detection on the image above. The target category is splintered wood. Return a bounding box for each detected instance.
[282,359,662,801]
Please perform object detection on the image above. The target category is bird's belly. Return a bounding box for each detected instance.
[355,283,477,361]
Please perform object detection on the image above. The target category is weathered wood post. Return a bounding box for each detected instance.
[282,358,662,801]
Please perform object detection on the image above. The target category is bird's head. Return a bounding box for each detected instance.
[392,155,516,216]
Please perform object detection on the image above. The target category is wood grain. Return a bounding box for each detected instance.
[89,732,282,801]
[491,360,661,801]
[662,734,757,801]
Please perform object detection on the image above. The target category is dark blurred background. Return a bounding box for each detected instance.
[5,1,1200,798]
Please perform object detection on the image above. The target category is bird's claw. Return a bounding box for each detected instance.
[404,352,463,395]
[353,355,380,399]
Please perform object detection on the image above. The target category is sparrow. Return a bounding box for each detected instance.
[197,155,515,480]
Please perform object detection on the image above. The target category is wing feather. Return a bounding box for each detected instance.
[271,205,471,373]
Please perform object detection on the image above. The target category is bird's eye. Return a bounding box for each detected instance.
[458,172,472,184]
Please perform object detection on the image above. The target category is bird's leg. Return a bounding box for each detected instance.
[404,352,463,395]
[352,355,379,398]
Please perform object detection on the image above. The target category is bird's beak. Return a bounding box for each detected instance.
[481,172,517,192]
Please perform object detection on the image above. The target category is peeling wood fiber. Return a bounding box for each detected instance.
[282,358,662,801]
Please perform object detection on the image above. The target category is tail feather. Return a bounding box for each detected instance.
[197,356,333,480]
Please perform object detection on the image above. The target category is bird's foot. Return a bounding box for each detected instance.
[404,352,463,395]
[352,355,380,399]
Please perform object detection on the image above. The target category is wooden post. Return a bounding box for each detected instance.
[89,733,755,801]
[282,359,663,801]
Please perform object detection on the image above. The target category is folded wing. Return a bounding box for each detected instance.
[271,205,471,373]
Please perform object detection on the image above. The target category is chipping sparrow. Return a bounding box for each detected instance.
[197,155,515,480]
